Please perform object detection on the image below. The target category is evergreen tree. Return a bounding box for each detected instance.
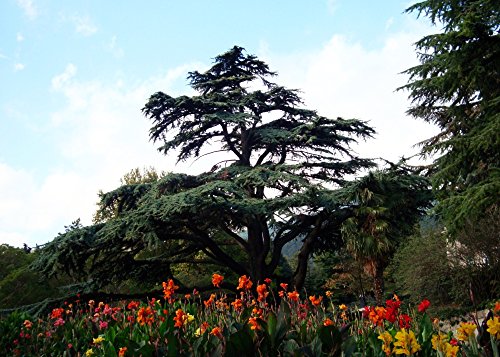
[34,46,375,291]
[401,0,500,232]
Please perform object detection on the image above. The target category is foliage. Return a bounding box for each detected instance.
[391,211,500,307]
[0,245,70,309]
[1,273,498,356]
[400,0,500,233]
[339,163,433,303]
[34,46,375,292]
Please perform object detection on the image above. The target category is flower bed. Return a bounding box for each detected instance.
[1,274,499,356]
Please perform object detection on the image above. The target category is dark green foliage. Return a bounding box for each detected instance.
[34,46,375,293]
[401,0,500,233]
[391,211,500,306]
[339,162,433,303]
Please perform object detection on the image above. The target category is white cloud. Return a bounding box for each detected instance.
[14,63,25,71]
[17,32,25,42]
[51,63,77,90]
[261,23,438,164]
[107,35,124,58]
[16,0,37,20]
[73,15,98,36]
[0,62,202,247]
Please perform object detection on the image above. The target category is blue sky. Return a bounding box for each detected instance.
[1,0,438,247]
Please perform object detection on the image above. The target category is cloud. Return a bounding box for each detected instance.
[14,63,25,71]
[0,62,205,247]
[16,0,37,20]
[260,21,438,164]
[51,63,77,90]
[107,35,124,58]
[73,15,98,36]
[17,32,25,42]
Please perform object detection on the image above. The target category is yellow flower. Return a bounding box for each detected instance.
[186,313,195,324]
[85,349,94,357]
[431,333,448,352]
[378,331,393,356]
[487,316,500,339]
[339,304,348,311]
[456,322,476,341]
[444,343,459,357]
[93,336,105,344]
[393,329,421,355]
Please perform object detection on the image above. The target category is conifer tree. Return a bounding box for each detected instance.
[401,0,500,232]
[35,46,375,291]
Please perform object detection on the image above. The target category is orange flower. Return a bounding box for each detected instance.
[278,291,285,298]
[23,320,33,329]
[323,318,334,326]
[309,295,323,307]
[212,273,224,288]
[287,291,300,302]
[204,294,216,308]
[237,275,253,290]
[280,283,288,291]
[494,301,500,315]
[231,298,244,312]
[118,347,127,356]
[339,304,348,311]
[137,307,154,326]
[210,327,223,339]
[173,309,188,328]
[325,290,333,298]
[248,317,260,330]
[162,279,179,303]
[256,284,269,302]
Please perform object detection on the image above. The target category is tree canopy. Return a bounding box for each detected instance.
[401,0,500,232]
[34,46,376,292]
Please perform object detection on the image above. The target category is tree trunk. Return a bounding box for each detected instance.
[373,265,385,305]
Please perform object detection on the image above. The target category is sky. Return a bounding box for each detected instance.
[0,0,439,248]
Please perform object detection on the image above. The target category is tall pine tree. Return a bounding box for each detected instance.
[401,0,500,232]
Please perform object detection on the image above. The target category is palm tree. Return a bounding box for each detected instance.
[340,164,432,304]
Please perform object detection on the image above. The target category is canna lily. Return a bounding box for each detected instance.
[137,307,154,326]
[162,279,179,303]
[487,316,500,339]
[287,291,300,302]
[393,329,420,355]
[378,331,393,356]
[308,295,323,307]
[417,299,430,313]
[256,284,269,302]
[237,275,253,290]
[118,347,127,356]
[323,318,334,326]
[456,322,476,341]
[212,273,224,288]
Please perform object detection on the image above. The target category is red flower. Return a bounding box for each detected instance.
[127,301,140,310]
[280,283,288,291]
[212,273,224,288]
[418,299,431,313]
[50,308,65,319]
[398,314,412,329]
[264,278,272,284]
